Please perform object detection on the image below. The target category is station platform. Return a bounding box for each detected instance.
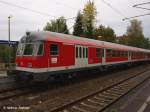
[104,73,150,112]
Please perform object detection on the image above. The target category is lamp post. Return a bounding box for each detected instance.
[8,15,12,70]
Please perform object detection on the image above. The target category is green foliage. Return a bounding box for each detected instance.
[119,19,150,49]
[94,25,116,42]
[118,19,150,49]
[126,19,145,48]
[73,11,84,36]
[82,0,97,23]
[0,45,15,63]
[82,0,97,38]
[117,35,128,45]
[44,16,69,34]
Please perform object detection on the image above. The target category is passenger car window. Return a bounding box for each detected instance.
[37,43,44,55]
[17,43,24,56]
[107,49,111,57]
[83,48,85,58]
[24,44,33,55]
[102,49,104,57]
[86,48,88,58]
[79,47,82,58]
[112,50,116,57]
[96,48,101,57]
[76,47,78,58]
[50,44,59,56]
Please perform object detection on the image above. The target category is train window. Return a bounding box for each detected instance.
[123,51,125,57]
[50,44,59,56]
[107,49,111,57]
[96,48,101,58]
[86,48,88,58]
[24,44,34,55]
[37,43,44,55]
[112,50,116,57]
[83,48,85,58]
[126,52,128,57]
[76,47,78,58]
[120,51,123,57]
[124,51,127,57]
[118,51,120,56]
[79,47,82,58]
[102,49,104,57]
[17,43,24,56]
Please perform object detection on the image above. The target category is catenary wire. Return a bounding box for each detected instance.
[101,0,126,18]
[122,13,150,21]
[0,0,76,21]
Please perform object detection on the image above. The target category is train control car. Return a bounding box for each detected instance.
[14,31,150,81]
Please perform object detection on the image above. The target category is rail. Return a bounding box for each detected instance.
[50,69,150,112]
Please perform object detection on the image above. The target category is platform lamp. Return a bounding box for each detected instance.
[8,15,13,70]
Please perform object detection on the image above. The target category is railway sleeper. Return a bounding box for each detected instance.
[109,88,129,93]
[112,86,131,90]
[81,101,101,108]
[98,94,116,100]
[94,96,112,103]
[102,91,121,97]
[71,105,91,112]
[80,102,99,110]
[87,99,106,106]
[94,97,111,104]
[72,103,97,112]
[106,89,125,95]
[99,92,118,100]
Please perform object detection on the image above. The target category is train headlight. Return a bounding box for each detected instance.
[28,63,32,68]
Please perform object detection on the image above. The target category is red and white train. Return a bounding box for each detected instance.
[14,31,150,81]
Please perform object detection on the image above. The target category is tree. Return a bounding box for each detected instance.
[117,35,129,45]
[141,38,150,49]
[44,16,69,34]
[94,25,116,42]
[73,11,84,36]
[82,0,97,38]
[126,19,145,48]
[0,45,15,63]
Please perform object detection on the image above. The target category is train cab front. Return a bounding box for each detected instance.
[14,32,48,82]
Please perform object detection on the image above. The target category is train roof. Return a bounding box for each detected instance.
[20,31,150,53]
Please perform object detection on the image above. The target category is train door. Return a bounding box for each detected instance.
[75,45,88,68]
[128,51,131,61]
[102,48,105,65]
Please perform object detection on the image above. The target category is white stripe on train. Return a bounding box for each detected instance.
[16,58,148,73]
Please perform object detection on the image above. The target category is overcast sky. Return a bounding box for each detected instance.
[0,0,149,41]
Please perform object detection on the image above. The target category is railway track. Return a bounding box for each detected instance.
[0,64,149,112]
[0,81,36,102]
[0,78,30,94]
[0,87,34,101]
[0,77,15,84]
[50,69,150,112]
[0,78,35,101]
